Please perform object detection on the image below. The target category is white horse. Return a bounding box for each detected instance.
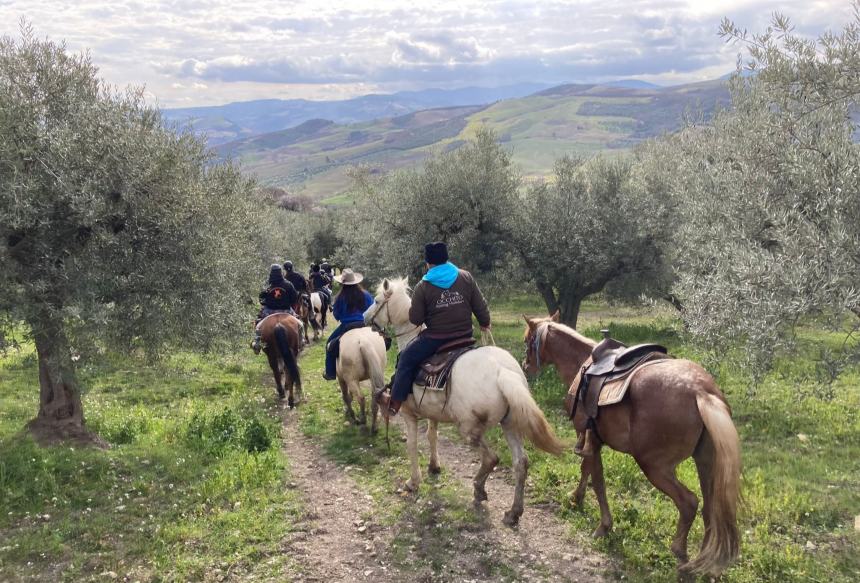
[335,328,387,433]
[309,291,328,331]
[364,277,566,526]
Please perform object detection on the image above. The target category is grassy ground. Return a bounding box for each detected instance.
[1,296,857,581]
[0,345,301,581]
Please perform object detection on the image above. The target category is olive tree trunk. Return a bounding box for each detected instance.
[25,320,94,444]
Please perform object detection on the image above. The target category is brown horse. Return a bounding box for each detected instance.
[257,313,303,407]
[297,294,319,343]
[522,312,741,578]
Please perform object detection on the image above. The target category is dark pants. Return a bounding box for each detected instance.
[325,322,364,377]
[391,335,448,402]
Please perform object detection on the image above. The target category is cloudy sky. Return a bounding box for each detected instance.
[0,0,851,107]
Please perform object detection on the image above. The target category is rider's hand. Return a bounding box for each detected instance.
[480,325,492,332]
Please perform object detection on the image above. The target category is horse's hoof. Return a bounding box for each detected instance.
[502,510,521,528]
[592,524,611,538]
[404,480,419,492]
[473,486,488,503]
[288,397,295,409]
[428,463,442,476]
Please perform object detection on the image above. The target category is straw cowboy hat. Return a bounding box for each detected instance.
[334,268,363,285]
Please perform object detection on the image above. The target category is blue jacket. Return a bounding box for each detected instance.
[333,290,374,324]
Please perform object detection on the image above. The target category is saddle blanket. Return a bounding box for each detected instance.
[566,356,669,415]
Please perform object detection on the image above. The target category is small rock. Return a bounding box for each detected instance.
[562,553,574,562]
[358,525,367,533]
[797,433,809,442]
[364,570,373,577]
[805,540,816,551]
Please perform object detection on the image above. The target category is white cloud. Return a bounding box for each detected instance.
[0,0,853,106]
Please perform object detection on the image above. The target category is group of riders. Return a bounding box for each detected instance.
[252,242,492,421]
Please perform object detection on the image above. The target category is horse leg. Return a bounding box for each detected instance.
[266,351,285,400]
[471,434,499,505]
[499,425,527,527]
[404,412,421,492]
[370,389,379,435]
[590,447,613,538]
[338,378,357,423]
[637,459,699,566]
[355,382,367,426]
[571,449,592,507]
[426,420,441,475]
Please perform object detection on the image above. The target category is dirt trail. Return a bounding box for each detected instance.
[428,425,614,582]
[279,408,395,582]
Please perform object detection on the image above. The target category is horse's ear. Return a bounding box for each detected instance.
[383,278,389,291]
[522,314,536,329]
[550,310,561,322]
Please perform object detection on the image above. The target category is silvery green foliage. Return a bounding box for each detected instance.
[650,11,860,377]
[0,27,274,358]
[342,128,520,284]
[513,155,673,326]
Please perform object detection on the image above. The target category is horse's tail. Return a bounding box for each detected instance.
[359,338,385,392]
[685,393,741,577]
[498,369,565,456]
[274,323,301,389]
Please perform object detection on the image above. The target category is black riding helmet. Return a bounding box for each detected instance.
[283,260,293,272]
[268,263,284,284]
[311,264,320,272]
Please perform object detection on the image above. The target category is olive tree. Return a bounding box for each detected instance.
[649,10,860,375]
[0,27,273,441]
[513,155,673,326]
[342,127,520,282]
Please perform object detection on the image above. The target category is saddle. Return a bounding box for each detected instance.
[414,336,477,391]
[566,330,669,433]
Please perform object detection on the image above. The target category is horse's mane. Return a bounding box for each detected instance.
[375,276,411,297]
[545,320,596,347]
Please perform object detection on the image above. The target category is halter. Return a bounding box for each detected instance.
[528,322,551,372]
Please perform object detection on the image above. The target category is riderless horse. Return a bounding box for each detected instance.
[365,278,566,526]
[522,312,741,577]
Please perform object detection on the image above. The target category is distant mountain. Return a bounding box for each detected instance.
[602,79,663,89]
[216,78,731,203]
[163,83,550,145]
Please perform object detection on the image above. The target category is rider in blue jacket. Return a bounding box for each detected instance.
[322,268,374,381]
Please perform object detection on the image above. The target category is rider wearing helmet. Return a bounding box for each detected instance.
[376,242,491,418]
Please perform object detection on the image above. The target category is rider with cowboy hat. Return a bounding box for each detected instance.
[376,242,491,418]
[321,268,374,381]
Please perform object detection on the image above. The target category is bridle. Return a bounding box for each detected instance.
[525,322,550,372]
[368,295,420,340]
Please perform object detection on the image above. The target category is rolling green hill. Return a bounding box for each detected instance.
[215,79,730,202]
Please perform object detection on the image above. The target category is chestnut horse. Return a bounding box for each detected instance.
[257,313,303,407]
[522,312,741,578]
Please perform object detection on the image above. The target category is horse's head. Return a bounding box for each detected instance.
[521,310,560,377]
[364,276,411,329]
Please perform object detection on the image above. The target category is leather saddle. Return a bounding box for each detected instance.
[415,336,477,390]
[569,330,669,429]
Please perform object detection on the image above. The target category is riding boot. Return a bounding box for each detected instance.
[375,388,401,420]
[250,331,262,355]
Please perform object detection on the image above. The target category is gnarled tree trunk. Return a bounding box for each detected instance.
[26,320,98,445]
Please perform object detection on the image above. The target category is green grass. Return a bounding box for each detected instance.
[0,346,302,581]
[1,296,857,582]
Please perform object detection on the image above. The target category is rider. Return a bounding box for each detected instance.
[251,264,299,354]
[283,260,308,312]
[322,268,374,381]
[309,263,332,308]
[376,242,491,419]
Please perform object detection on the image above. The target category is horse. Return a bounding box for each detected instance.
[334,327,387,433]
[310,291,328,331]
[522,312,741,577]
[297,293,319,343]
[364,277,566,526]
[257,312,303,408]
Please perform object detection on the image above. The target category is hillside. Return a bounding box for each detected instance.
[217,79,730,202]
[163,83,548,145]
